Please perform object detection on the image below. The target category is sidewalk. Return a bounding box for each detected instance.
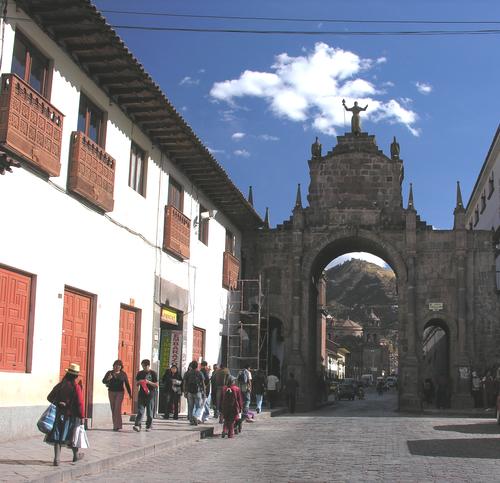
[0,409,281,483]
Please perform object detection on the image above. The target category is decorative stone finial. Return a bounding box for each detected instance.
[342,99,368,134]
[455,181,464,210]
[311,136,322,158]
[294,183,303,209]
[390,136,400,159]
[407,183,415,210]
[264,207,270,228]
[247,185,254,206]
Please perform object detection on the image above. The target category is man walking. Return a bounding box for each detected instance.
[133,359,158,432]
[285,373,299,414]
[266,373,280,409]
[183,361,205,425]
[200,361,211,422]
[253,369,266,414]
[238,364,252,414]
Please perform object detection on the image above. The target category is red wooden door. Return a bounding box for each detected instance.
[192,327,205,363]
[0,268,31,372]
[60,289,91,407]
[118,307,137,414]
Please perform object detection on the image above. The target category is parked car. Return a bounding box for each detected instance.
[337,383,356,401]
[386,376,398,387]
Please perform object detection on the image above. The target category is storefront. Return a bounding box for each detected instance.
[158,306,183,413]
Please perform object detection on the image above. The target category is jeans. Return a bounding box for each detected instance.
[135,396,154,428]
[187,392,203,422]
[243,391,251,412]
[202,394,211,421]
[255,393,263,412]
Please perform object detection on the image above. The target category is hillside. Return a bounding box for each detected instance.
[325,259,397,329]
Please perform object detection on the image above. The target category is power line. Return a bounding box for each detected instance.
[110,25,500,36]
[101,10,500,26]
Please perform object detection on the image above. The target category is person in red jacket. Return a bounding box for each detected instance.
[45,363,85,466]
[221,377,242,438]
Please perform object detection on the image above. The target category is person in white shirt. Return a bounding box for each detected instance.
[266,373,280,409]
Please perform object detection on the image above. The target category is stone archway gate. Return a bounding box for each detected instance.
[242,128,500,410]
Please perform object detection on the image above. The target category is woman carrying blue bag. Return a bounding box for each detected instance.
[44,363,85,466]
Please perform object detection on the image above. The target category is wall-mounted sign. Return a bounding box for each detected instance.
[161,307,178,325]
[428,302,443,311]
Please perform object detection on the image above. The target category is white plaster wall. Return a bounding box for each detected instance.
[0,5,244,417]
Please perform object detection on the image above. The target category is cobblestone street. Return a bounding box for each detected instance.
[75,389,500,482]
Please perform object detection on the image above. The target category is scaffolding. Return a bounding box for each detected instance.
[226,275,269,376]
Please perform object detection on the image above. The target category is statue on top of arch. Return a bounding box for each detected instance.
[342,99,368,135]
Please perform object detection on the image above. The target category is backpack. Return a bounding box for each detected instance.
[237,370,248,385]
[186,371,200,394]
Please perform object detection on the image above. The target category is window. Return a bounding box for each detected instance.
[488,173,495,198]
[77,94,105,146]
[198,204,209,245]
[168,177,183,211]
[480,192,486,213]
[128,143,147,196]
[225,229,235,255]
[474,208,479,226]
[11,31,50,98]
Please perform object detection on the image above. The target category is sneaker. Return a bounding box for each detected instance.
[256,408,261,414]
[145,427,151,432]
[221,432,226,438]
[133,425,141,432]
[193,419,198,426]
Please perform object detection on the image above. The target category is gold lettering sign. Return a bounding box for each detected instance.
[161,307,178,325]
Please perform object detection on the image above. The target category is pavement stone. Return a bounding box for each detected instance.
[72,389,500,483]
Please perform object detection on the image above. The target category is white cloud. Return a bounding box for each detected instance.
[179,76,200,86]
[210,43,419,136]
[232,132,246,140]
[234,149,250,157]
[198,68,206,74]
[327,252,390,269]
[415,81,432,95]
[259,134,280,141]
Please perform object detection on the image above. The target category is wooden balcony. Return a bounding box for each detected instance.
[68,131,115,212]
[223,251,240,290]
[0,73,63,177]
[163,204,190,259]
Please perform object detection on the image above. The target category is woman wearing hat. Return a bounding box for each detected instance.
[45,363,85,466]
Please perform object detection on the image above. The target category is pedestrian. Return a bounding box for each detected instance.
[161,364,182,419]
[253,369,266,414]
[133,359,158,432]
[215,363,230,419]
[102,359,132,431]
[183,361,205,425]
[266,373,280,409]
[221,377,242,439]
[482,371,496,408]
[200,361,211,422]
[422,378,435,406]
[285,372,299,414]
[471,371,482,408]
[45,363,85,466]
[237,364,252,415]
[211,363,219,417]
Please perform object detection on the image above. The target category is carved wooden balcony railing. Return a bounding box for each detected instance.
[163,204,190,259]
[68,131,115,212]
[223,251,240,290]
[0,73,63,176]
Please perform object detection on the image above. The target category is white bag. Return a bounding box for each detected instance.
[72,424,90,449]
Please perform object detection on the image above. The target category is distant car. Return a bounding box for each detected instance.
[386,376,398,387]
[337,383,356,401]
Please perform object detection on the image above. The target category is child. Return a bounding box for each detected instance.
[221,379,241,438]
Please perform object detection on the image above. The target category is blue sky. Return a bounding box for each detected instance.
[95,0,500,231]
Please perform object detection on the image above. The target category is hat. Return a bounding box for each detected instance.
[65,363,80,375]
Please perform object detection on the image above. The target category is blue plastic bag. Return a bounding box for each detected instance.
[37,403,57,434]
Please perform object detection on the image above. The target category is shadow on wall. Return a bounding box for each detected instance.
[407,438,500,459]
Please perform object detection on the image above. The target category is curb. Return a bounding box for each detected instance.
[27,426,213,483]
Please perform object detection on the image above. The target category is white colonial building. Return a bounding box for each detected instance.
[465,126,500,290]
[0,0,261,441]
